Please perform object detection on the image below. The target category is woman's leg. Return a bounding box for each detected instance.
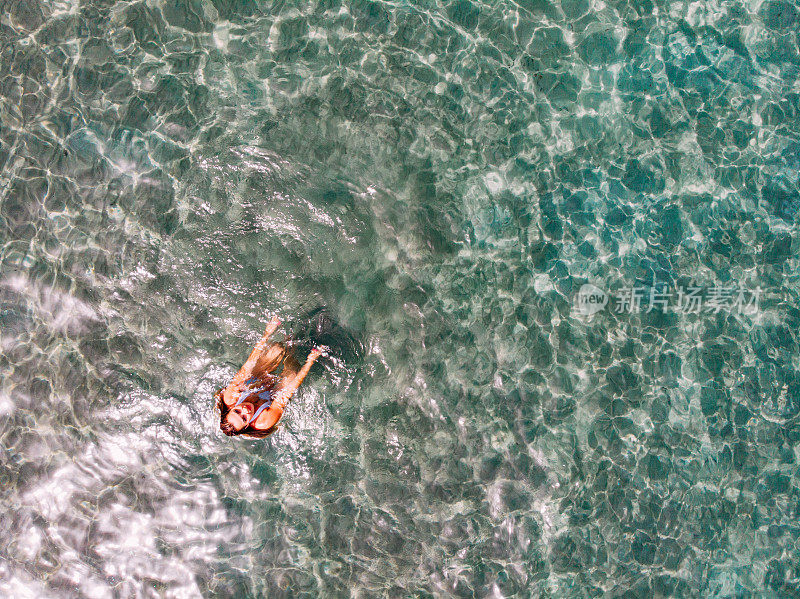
[281,350,301,379]
[271,349,322,408]
[226,317,282,390]
[271,351,300,396]
[253,342,286,377]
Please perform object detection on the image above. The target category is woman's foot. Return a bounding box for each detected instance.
[309,345,329,360]
[259,316,281,344]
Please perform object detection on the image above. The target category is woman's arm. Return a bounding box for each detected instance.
[253,348,323,429]
[222,317,281,405]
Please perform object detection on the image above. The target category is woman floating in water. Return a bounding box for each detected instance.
[215,316,324,438]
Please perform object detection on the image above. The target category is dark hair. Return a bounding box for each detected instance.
[215,388,278,439]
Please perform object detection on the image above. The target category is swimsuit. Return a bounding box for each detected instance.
[232,375,276,426]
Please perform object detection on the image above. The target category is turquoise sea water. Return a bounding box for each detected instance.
[1,0,799,596]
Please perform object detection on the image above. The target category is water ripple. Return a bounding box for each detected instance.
[1,0,799,596]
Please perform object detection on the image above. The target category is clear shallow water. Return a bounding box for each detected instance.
[1,0,799,596]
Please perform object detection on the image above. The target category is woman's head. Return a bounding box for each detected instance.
[222,401,254,434]
[215,388,276,439]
